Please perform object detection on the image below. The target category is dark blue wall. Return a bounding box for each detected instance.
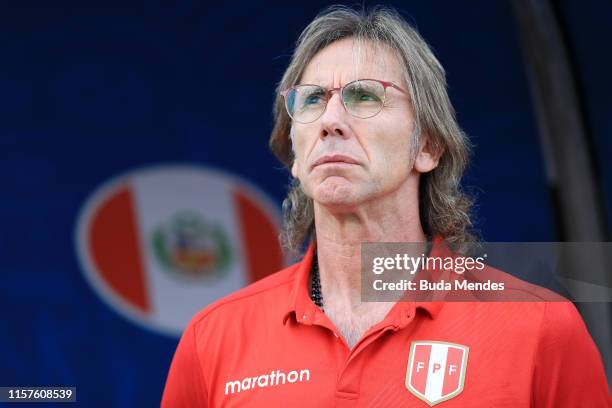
[1,2,608,406]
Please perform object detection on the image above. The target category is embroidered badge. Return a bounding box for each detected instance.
[405,341,469,406]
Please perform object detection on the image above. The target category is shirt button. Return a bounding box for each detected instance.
[302,314,307,320]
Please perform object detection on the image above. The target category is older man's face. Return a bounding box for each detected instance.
[290,38,429,210]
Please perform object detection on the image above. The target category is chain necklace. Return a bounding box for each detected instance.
[310,253,324,309]
[310,242,432,313]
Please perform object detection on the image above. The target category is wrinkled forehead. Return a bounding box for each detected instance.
[299,38,405,87]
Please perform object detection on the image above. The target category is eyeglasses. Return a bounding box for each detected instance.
[280,78,407,124]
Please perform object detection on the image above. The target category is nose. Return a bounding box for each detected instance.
[319,92,349,139]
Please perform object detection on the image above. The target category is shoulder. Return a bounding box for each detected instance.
[532,301,606,377]
[187,261,300,332]
[536,301,590,348]
[473,264,567,302]
[530,302,611,405]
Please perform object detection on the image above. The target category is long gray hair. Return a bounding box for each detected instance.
[269,5,476,253]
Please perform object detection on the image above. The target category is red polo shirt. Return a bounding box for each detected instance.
[162,243,611,407]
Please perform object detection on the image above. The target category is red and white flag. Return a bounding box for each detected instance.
[76,165,284,337]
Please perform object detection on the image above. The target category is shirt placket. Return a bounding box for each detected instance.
[308,303,417,406]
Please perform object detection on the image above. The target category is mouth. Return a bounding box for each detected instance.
[311,154,361,170]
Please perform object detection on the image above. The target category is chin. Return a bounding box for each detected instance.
[312,186,365,211]
[309,176,377,210]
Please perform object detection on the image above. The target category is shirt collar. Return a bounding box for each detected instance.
[282,239,446,326]
[283,241,318,325]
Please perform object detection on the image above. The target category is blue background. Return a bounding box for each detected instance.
[1,1,610,406]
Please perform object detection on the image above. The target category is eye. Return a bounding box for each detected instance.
[355,90,378,101]
[295,87,326,113]
[345,85,382,104]
[304,94,323,105]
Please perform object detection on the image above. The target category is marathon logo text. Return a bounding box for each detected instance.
[225,369,310,395]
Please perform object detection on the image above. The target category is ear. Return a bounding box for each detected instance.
[414,136,443,173]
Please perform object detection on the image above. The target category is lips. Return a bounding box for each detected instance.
[311,154,361,169]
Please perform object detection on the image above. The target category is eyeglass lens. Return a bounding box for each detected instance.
[285,79,385,123]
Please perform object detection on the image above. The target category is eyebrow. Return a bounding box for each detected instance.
[300,75,334,87]
[297,77,396,87]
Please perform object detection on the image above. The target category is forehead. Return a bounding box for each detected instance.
[300,37,404,86]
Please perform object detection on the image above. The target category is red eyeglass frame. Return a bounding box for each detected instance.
[280,78,408,122]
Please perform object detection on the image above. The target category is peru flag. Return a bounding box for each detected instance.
[76,165,284,337]
[406,341,469,406]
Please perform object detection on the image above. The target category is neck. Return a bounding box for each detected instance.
[313,181,426,310]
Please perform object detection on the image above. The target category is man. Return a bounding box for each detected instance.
[162,6,611,407]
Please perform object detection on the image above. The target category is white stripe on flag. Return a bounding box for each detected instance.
[132,167,247,335]
[425,343,449,401]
